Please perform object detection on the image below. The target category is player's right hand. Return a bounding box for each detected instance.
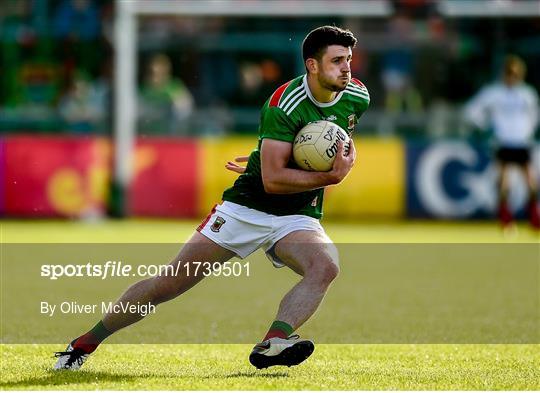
[225,156,249,174]
[330,139,356,184]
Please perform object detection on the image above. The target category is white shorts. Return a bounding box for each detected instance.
[197,201,326,268]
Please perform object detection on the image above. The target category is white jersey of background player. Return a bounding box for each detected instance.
[465,61,538,148]
[464,55,539,229]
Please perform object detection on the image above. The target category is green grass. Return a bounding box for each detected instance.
[2,218,539,243]
[1,344,539,390]
[1,220,539,390]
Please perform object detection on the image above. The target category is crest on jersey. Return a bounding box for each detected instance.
[210,216,226,232]
[311,196,318,207]
[347,114,356,131]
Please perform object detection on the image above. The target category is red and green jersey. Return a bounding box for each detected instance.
[222,74,370,218]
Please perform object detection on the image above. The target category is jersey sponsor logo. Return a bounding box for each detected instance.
[210,216,226,232]
[325,115,337,121]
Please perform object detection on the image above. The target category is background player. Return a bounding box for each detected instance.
[464,55,539,230]
[54,25,369,370]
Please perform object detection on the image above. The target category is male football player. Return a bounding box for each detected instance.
[55,25,370,370]
[465,55,539,230]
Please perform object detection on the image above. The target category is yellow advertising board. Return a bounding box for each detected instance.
[323,138,405,218]
[198,137,258,216]
[199,137,405,219]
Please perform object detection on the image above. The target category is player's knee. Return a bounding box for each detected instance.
[309,257,339,285]
[323,259,340,283]
[324,245,340,282]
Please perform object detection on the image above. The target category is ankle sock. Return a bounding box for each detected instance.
[263,320,294,341]
[72,321,112,354]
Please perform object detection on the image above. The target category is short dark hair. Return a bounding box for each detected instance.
[302,26,357,63]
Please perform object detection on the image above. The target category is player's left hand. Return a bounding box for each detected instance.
[329,139,356,184]
[225,156,249,174]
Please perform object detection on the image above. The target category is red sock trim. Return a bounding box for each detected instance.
[498,201,512,225]
[264,329,289,341]
[72,332,100,354]
[528,199,540,229]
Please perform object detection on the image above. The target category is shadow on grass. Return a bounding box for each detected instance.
[224,371,289,379]
[0,370,141,389]
[1,369,290,389]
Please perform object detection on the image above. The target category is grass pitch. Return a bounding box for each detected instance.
[1,219,539,390]
[1,344,539,390]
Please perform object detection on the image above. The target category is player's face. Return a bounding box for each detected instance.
[503,64,524,86]
[317,45,352,92]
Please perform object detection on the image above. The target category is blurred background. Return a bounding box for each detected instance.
[1,0,539,222]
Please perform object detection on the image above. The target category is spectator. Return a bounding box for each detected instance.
[379,15,423,135]
[59,70,106,133]
[138,53,194,135]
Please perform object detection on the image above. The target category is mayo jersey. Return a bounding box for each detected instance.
[222,74,370,219]
[465,82,539,147]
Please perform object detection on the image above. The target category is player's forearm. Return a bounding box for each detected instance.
[262,167,339,194]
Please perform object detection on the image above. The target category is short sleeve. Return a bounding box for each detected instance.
[259,106,298,143]
[351,81,370,123]
[464,86,495,129]
[355,96,370,123]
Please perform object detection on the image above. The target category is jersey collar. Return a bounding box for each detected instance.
[303,74,344,108]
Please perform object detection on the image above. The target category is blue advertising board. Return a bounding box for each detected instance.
[406,141,540,219]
